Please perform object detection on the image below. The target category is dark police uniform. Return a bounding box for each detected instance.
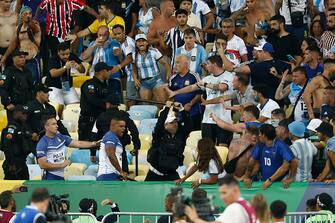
[79,76,109,141]
[1,116,35,180]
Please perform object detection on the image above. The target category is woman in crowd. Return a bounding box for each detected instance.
[137,0,160,35]
[251,194,271,223]
[310,20,325,44]
[176,138,225,188]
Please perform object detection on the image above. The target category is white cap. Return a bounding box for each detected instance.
[165,112,177,124]
[135,34,147,41]
[307,119,322,132]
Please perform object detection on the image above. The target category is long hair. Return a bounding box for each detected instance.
[196,138,224,172]
[251,194,271,223]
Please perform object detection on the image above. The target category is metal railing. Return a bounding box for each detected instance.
[285,211,333,223]
[101,212,173,223]
[66,212,98,223]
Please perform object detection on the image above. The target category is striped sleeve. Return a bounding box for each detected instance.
[165,28,173,46]
[39,0,49,10]
[71,0,85,10]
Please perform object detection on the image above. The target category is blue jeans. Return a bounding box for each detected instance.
[25,55,41,84]
[97,173,121,181]
[43,172,64,180]
[140,76,164,91]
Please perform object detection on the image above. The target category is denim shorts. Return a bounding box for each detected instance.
[97,173,121,181]
[140,76,164,91]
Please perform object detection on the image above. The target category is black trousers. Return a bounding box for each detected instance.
[189,114,202,131]
[4,163,29,180]
[78,116,96,141]
[145,170,180,181]
[201,123,233,146]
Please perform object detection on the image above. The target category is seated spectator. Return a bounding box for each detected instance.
[0,190,16,223]
[270,200,287,223]
[136,0,159,35]
[305,193,335,223]
[46,42,85,105]
[253,85,280,124]
[243,124,295,189]
[320,86,335,121]
[302,46,324,79]
[288,121,317,182]
[176,138,225,188]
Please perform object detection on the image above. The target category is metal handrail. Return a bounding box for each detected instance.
[66,212,98,222]
[286,211,333,223]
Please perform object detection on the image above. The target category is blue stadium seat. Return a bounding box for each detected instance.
[138,119,158,134]
[67,175,96,181]
[128,110,153,121]
[84,165,98,177]
[28,164,42,180]
[129,105,158,117]
[69,150,95,167]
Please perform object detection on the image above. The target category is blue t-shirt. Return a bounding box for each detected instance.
[252,139,294,181]
[13,205,46,223]
[302,63,323,79]
[169,72,202,117]
[321,104,335,120]
[36,133,72,177]
[245,121,262,128]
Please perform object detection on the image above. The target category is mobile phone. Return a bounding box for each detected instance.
[19,186,28,192]
[286,54,296,63]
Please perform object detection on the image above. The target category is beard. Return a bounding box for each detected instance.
[271,28,280,34]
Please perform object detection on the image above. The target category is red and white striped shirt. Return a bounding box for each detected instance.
[39,0,84,40]
[319,31,335,58]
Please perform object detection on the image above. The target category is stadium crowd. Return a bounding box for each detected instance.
[0,0,335,220]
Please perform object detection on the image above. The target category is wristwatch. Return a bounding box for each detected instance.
[268,177,273,182]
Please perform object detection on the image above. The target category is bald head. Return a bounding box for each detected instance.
[97,25,110,42]
[160,0,175,16]
[175,55,190,74]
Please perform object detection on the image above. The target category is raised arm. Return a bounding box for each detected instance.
[303,77,320,120]
[211,113,245,133]
[68,139,99,148]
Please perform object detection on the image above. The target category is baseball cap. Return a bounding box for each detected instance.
[104,94,121,105]
[288,121,306,138]
[315,121,334,138]
[135,34,147,41]
[307,119,322,132]
[94,62,113,73]
[315,193,333,209]
[11,49,29,57]
[165,112,177,124]
[35,83,52,93]
[13,104,29,113]
[79,198,96,212]
[254,42,274,53]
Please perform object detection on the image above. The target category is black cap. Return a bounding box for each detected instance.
[315,121,334,137]
[315,193,333,209]
[35,83,52,93]
[11,49,29,57]
[79,198,96,212]
[94,62,113,73]
[104,94,121,105]
[13,104,29,113]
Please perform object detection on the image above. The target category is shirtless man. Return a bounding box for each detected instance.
[1,6,41,82]
[0,0,17,62]
[303,59,335,120]
[147,0,177,55]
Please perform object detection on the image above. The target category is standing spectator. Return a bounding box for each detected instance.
[78,62,110,149]
[270,200,287,223]
[81,26,122,101]
[253,85,280,124]
[276,119,293,146]
[302,46,324,79]
[288,121,317,182]
[131,34,169,103]
[12,188,49,223]
[303,59,335,120]
[37,116,99,180]
[185,174,257,223]
[34,0,98,55]
[320,86,335,121]
[315,122,335,181]
[191,0,214,36]
[1,6,41,83]
[169,55,202,131]
[97,115,128,181]
[310,20,325,44]
[112,0,138,36]
[136,0,159,35]
[0,191,16,223]
[0,49,34,118]
[179,0,202,30]
[243,124,295,189]
[319,13,335,59]
[73,198,98,223]
[46,42,85,105]
[220,18,248,62]
[175,28,207,77]
[251,194,271,223]
[66,1,125,42]
[267,14,302,65]
[275,67,309,123]
[176,138,225,188]
[145,101,190,181]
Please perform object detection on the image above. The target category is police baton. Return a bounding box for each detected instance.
[126,97,166,105]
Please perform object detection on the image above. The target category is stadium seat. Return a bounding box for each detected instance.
[139,134,152,151]
[67,175,96,181]
[73,76,92,88]
[0,109,8,132]
[131,150,148,165]
[69,150,95,167]
[134,175,146,181]
[183,145,197,166]
[118,104,127,111]
[128,110,153,121]
[186,131,202,148]
[138,119,157,134]
[0,160,4,180]
[134,120,140,128]
[64,163,87,180]
[62,120,77,133]
[26,153,36,164]
[0,151,4,160]
[49,101,61,115]
[128,164,149,179]
[84,165,99,177]
[216,146,229,165]
[129,105,158,117]
[62,103,81,132]
[28,164,42,180]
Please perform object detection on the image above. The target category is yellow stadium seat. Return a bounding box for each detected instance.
[186,130,202,148]
[183,146,197,166]
[0,160,4,180]
[128,164,149,179]
[49,101,61,115]
[64,163,87,180]
[69,132,78,140]
[0,110,8,132]
[118,104,127,111]
[139,134,152,151]
[73,76,92,88]
[62,103,81,132]
[216,146,229,165]
[131,150,148,165]
[134,175,146,181]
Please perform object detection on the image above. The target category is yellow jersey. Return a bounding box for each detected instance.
[87,15,125,35]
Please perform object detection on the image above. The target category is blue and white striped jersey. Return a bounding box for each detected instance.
[132,47,163,79]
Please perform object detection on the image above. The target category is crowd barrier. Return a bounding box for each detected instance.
[285,212,333,223]
[66,212,98,223]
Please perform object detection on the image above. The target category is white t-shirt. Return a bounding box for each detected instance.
[202,159,226,179]
[188,12,202,29]
[226,35,248,63]
[257,99,280,124]
[192,0,211,16]
[202,71,234,124]
[216,200,249,223]
[279,0,306,25]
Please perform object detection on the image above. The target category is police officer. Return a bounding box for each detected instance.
[0,105,37,180]
[78,62,110,143]
[91,94,140,172]
[0,49,34,120]
[26,83,69,137]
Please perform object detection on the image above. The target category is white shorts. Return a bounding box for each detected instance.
[49,87,80,105]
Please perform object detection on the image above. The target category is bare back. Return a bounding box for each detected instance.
[312,76,332,108]
[0,12,17,48]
